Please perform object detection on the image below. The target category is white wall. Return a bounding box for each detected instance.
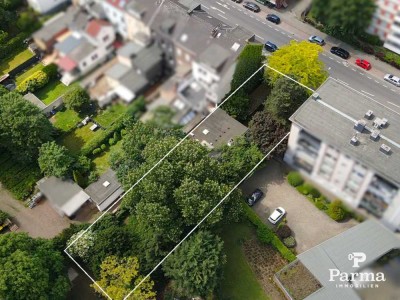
[28,0,69,13]
[102,1,128,38]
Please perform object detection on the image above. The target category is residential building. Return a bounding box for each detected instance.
[102,0,130,39]
[124,0,153,44]
[27,0,69,14]
[367,0,400,54]
[85,169,124,211]
[285,78,400,231]
[38,177,91,218]
[276,220,400,300]
[55,19,116,85]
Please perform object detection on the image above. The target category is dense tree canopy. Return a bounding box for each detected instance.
[0,92,53,163]
[163,231,226,298]
[265,76,309,125]
[38,141,75,178]
[63,86,90,112]
[0,233,69,300]
[221,91,250,122]
[266,41,328,89]
[311,0,376,35]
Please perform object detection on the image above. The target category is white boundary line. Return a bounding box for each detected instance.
[123,132,290,300]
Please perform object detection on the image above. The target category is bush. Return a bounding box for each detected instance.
[108,138,115,146]
[327,200,347,221]
[92,148,101,155]
[283,236,296,248]
[276,225,292,239]
[113,131,120,142]
[88,171,99,184]
[100,144,106,150]
[42,64,58,80]
[257,226,274,244]
[17,70,49,94]
[120,129,127,136]
[296,183,320,198]
[287,171,303,187]
[0,210,10,224]
[314,197,328,210]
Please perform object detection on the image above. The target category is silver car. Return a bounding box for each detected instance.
[384,74,400,87]
[308,35,325,46]
[268,207,286,224]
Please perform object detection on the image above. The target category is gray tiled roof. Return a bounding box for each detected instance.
[85,169,123,206]
[120,69,149,93]
[290,78,400,186]
[106,63,131,80]
[55,35,84,55]
[199,44,231,70]
[117,41,144,59]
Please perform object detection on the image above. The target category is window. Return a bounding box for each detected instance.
[91,54,98,61]
[176,48,182,56]
[103,35,109,42]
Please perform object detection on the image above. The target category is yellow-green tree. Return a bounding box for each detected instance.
[92,256,156,300]
[266,40,328,89]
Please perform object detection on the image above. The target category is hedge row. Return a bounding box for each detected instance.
[0,210,10,224]
[16,64,58,94]
[0,32,28,60]
[242,202,296,262]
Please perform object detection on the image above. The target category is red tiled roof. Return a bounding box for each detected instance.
[86,19,110,38]
[106,0,126,9]
[57,56,77,72]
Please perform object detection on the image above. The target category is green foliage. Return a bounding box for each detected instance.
[100,144,106,150]
[92,148,101,155]
[221,90,250,122]
[88,171,99,184]
[67,230,96,262]
[42,64,58,80]
[257,226,274,244]
[283,236,296,248]
[314,196,329,210]
[0,0,24,10]
[38,141,74,178]
[73,170,85,186]
[52,223,89,253]
[0,32,28,60]
[0,233,70,300]
[109,137,115,146]
[63,86,90,112]
[287,171,303,187]
[0,92,53,163]
[17,11,40,32]
[163,231,226,298]
[16,70,49,94]
[296,183,320,198]
[0,210,10,224]
[0,85,8,96]
[149,105,180,130]
[265,76,308,125]
[276,225,292,239]
[327,200,347,221]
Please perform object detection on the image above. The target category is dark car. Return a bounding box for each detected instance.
[247,189,264,206]
[330,46,350,59]
[266,14,280,24]
[231,0,243,2]
[264,41,278,52]
[243,2,261,12]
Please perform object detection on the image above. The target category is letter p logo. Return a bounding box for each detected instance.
[348,252,366,268]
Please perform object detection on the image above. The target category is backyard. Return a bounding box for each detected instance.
[36,80,78,105]
[0,49,34,75]
[92,141,122,175]
[59,123,102,155]
[52,108,81,132]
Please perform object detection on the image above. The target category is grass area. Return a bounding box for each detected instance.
[59,123,101,155]
[36,81,78,106]
[94,104,127,127]
[52,108,80,132]
[218,222,269,300]
[92,141,122,175]
[15,63,45,85]
[0,49,34,76]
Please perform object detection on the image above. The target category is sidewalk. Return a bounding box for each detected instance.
[260,1,400,79]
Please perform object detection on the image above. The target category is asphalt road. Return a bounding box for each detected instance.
[196,0,400,114]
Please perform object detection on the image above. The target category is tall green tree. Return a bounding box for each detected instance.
[266,40,328,89]
[38,141,75,178]
[63,86,90,112]
[311,0,376,35]
[0,233,70,300]
[265,76,309,125]
[0,92,53,163]
[221,90,250,122]
[163,231,226,298]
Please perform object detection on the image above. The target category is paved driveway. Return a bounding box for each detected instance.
[241,160,357,254]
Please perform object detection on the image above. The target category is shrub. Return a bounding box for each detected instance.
[113,131,120,142]
[287,171,303,187]
[314,197,328,210]
[108,138,115,146]
[17,70,49,94]
[283,236,296,248]
[88,171,99,184]
[327,200,347,221]
[296,185,308,195]
[257,226,274,244]
[100,144,106,150]
[297,183,320,198]
[0,210,10,224]
[92,148,101,155]
[276,225,292,239]
[120,129,127,136]
[42,64,58,80]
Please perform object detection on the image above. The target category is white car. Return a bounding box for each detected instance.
[268,207,286,224]
[384,74,400,87]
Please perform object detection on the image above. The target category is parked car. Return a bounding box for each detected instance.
[266,14,280,24]
[355,58,371,70]
[243,2,261,12]
[247,189,264,206]
[231,0,243,3]
[256,0,275,8]
[268,207,286,224]
[264,41,278,52]
[384,74,400,87]
[308,35,325,46]
[330,46,350,59]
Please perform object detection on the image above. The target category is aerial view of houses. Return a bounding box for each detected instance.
[0,0,399,299]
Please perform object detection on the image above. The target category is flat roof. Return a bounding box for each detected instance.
[191,108,248,149]
[290,77,400,186]
[297,220,400,300]
[85,169,123,207]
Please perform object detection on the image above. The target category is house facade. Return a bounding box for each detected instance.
[102,0,130,39]
[27,0,69,14]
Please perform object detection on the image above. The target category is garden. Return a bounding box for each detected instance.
[0,48,34,75]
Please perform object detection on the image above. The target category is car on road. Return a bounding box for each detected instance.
[264,41,278,52]
[384,74,400,87]
[231,0,243,3]
[355,58,371,70]
[247,189,264,206]
[308,35,325,46]
[330,46,350,59]
[268,207,286,224]
[243,2,261,12]
[266,14,280,24]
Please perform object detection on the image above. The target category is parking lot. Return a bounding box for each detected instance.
[240,160,357,253]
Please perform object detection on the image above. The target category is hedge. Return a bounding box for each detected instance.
[287,171,303,187]
[17,70,49,94]
[242,202,296,262]
[0,210,10,224]
[327,200,347,221]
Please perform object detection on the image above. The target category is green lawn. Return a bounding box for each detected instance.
[59,123,100,155]
[52,108,80,132]
[92,141,122,175]
[15,63,45,85]
[94,104,127,127]
[218,222,269,300]
[36,81,78,105]
[0,49,34,75]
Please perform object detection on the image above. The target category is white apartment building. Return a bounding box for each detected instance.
[102,0,130,39]
[27,0,69,13]
[367,0,400,54]
[285,78,400,231]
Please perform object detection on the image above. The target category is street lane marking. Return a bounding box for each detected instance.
[256,34,263,39]
[322,53,326,56]
[218,13,228,20]
[383,84,388,88]
[351,68,356,71]
[391,89,396,92]
[375,80,379,83]
[329,57,333,60]
[367,76,371,79]
[202,4,209,9]
[275,28,279,31]
[361,90,374,97]
[210,6,225,13]
[388,102,400,108]
[336,78,349,86]
[359,72,364,75]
